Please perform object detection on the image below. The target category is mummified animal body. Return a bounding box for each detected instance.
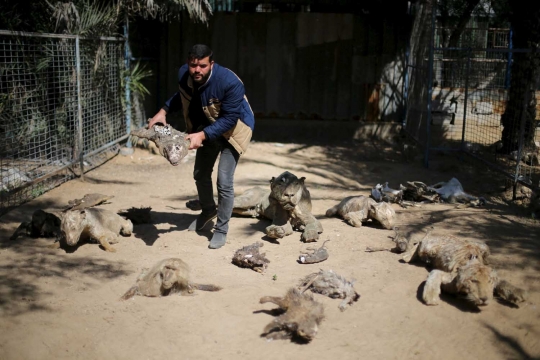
[259,288,325,342]
[402,232,528,308]
[63,193,114,211]
[10,209,62,240]
[298,269,360,311]
[131,124,190,166]
[232,172,323,242]
[299,240,330,264]
[61,208,133,252]
[232,242,270,273]
[401,178,485,206]
[325,195,396,229]
[121,258,222,300]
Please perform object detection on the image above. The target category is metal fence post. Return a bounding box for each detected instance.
[513,86,530,200]
[424,0,437,168]
[460,48,472,153]
[124,15,132,148]
[75,35,84,181]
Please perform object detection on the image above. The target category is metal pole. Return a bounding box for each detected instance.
[424,0,437,168]
[505,27,513,89]
[124,15,132,148]
[402,43,410,127]
[512,84,530,200]
[75,36,84,181]
[460,48,471,153]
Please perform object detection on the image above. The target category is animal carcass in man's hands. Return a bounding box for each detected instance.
[298,269,360,311]
[130,124,190,166]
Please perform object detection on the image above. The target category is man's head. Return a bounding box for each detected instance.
[187,44,214,84]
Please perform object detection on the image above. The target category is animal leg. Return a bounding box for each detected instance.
[343,210,366,227]
[260,295,288,309]
[301,222,321,243]
[422,270,454,305]
[494,280,528,306]
[91,228,118,252]
[266,222,293,239]
[10,222,31,240]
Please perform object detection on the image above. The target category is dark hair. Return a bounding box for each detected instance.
[188,44,213,62]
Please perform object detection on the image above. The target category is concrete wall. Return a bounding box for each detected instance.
[148,12,410,126]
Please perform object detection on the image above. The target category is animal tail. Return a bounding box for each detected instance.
[192,283,222,292]
[325,206,338,217]
[120,286,139,300]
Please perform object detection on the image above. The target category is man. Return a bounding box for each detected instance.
[148,44,254,249]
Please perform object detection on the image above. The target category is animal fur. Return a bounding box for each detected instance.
[298,269,360,311]
[232,172,323,242]
[402,231,528,308]
[10,209,62,240]
[61,208,133,252]
[231,242,270,273]
[259,288,325,342]
[121,258,221,300]
[299,240,330,264]
[131,124,190,166]
[325,195,396,229]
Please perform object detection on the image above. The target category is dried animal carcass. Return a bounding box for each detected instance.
[402,229,527,307]
[371,182,403,204]
[121,258,222,300]
[299,240,330,264]
[63,193,114,211]
[130,124,190,166]
[401,178,485,206]
[61,208,133,252]
[10,209,62,241]
[259,288,325,342]
[298,269,360,311]
[232,242,270,273]
[325,195,396,229]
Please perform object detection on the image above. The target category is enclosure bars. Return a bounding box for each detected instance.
[460,48,471,154]
[75,36,85,181]
[124,15,132,149]
[0,30,127,214]
[424,0,437,168]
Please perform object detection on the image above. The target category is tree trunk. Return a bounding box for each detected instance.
[500,1,540,154]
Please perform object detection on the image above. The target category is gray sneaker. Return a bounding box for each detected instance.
[188,209,218,231]
[208,232,227,249]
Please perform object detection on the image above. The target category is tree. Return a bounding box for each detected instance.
[497,0,540,153]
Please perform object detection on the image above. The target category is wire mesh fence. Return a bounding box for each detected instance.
[404,1,540,194]
[0,31,126,215]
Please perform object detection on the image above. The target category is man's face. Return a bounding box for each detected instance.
[188,56,213,84]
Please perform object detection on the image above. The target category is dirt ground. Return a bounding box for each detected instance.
[0,137,539,360]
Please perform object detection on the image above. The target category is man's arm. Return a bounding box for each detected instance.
[202,80,244,141]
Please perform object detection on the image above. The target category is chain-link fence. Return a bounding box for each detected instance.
[0,31,127,215]
[404,1,540,194]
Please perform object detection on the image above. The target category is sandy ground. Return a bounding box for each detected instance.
[0,139,539,360]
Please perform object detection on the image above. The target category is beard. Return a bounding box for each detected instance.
[191,70,211,84]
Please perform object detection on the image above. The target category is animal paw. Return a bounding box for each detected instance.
[301,228,320,243]
[266,225,288,239]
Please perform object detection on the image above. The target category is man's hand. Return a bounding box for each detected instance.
[148,109,167,128]
[185,131,206,150]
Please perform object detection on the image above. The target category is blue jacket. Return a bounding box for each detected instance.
[163,63,255,155]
